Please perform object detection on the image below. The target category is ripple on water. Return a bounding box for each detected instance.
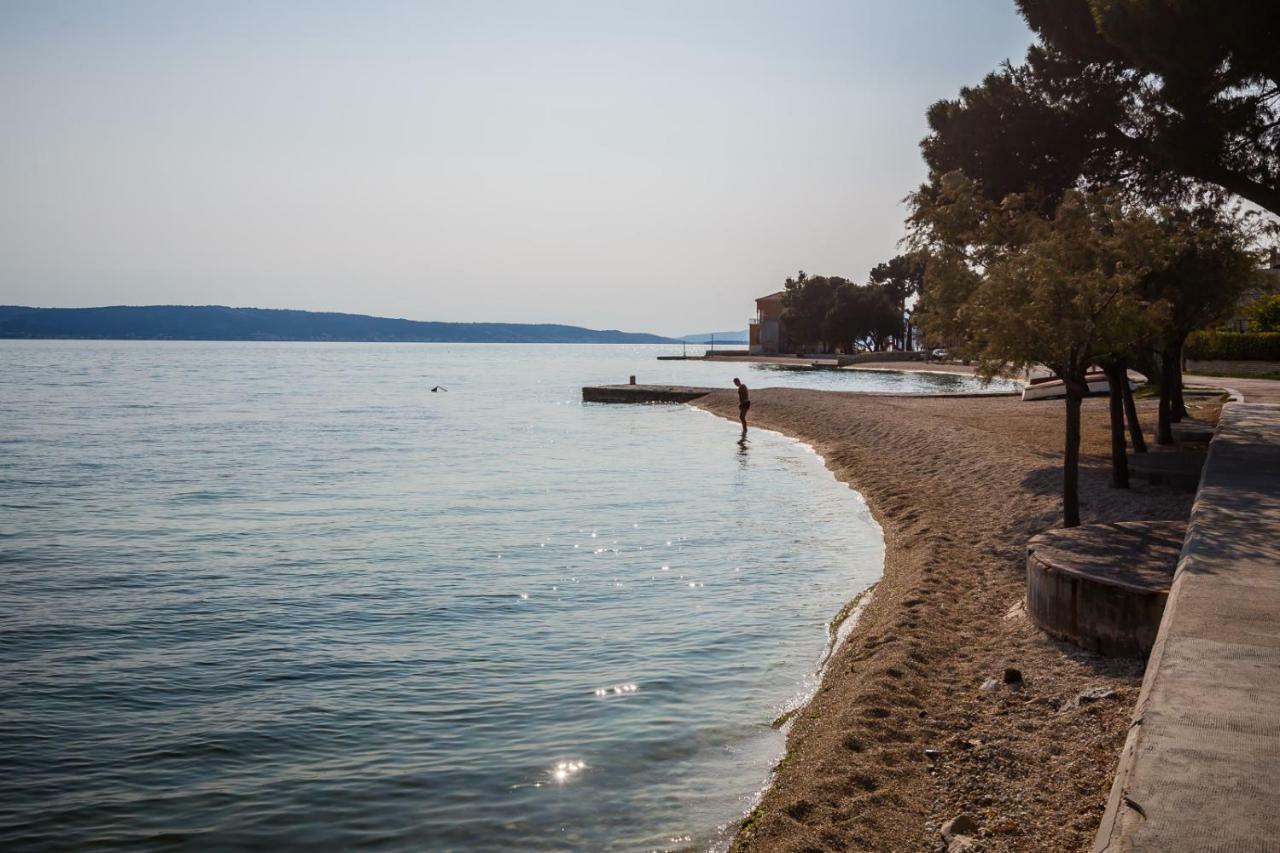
[0,342,886,852]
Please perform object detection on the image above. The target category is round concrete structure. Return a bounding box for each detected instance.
[1026,521,1186,658]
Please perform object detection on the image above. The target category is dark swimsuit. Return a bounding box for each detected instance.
[738,386,750,411]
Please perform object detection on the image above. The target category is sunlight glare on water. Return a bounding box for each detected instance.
[0,342,1012,850]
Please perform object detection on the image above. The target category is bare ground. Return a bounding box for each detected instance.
[691,388,1214,853]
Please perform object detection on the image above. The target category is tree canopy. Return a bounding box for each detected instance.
[916,176,1173,381]
[781,272,840,349]
[781,272,905,353]
[825,282,902,353]
[915,176,1190,525]
[1248,292,1280,332]
[921,0,1280,213]
[868,252,926,308]
[1143,206,1264,347]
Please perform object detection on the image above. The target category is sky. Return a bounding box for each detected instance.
[0,1,1034,336]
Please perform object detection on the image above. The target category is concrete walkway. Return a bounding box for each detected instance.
[844,363,1280,403]
[1094,403,1280,851]
[1186,373,1280,404]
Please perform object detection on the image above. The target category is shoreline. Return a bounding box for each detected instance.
[683,415,886,762]
[690,387,1201,851]
[682,415,887,853]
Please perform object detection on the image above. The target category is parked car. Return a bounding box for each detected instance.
[930,348,949,360]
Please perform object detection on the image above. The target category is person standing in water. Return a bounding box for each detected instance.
[733,377,750,435]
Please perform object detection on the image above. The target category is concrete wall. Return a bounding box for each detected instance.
[759,318,781,354]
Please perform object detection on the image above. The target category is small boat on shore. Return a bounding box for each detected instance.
[1021,372,1136,402]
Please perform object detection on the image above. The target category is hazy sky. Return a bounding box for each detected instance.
[1,1,1033,335]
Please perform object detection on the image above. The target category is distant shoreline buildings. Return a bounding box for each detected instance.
[748,291,789,355]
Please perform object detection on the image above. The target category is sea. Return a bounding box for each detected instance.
[0,342,1014,851]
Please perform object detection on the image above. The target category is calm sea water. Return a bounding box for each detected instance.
[0,343,1006,851]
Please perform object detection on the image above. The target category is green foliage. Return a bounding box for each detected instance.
[781,271,904,353]
[781,272,842,349]
[912,177,1189,527]
[912,176,1264,365]
[868,252,926,305]
[925,182,1174,381]
[921,1,1280,214]
[1246,293,1280,332]
[1022,0,1278,98]
[921,49,1128,210]
[1141,206,1265,345]
[868,252,926,348]
[1185,331,1280,361]
[740,806,764,838]
[825,282,900,352]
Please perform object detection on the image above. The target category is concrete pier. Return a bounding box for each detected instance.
[1094,403,1280,851]
[581,384,716,404]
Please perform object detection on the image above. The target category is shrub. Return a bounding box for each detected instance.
[1246,293,1280,332]
[1185,330,1280,361]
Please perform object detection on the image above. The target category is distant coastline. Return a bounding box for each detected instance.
[674,329,749,345]
[0,305,677,344]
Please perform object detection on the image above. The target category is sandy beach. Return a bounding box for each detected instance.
[693,388,1211,852]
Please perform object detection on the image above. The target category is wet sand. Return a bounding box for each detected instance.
[692,388,1207,852]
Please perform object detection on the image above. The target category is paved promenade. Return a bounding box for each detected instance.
[1094,402,1280,851]
[1186,373,1280,404]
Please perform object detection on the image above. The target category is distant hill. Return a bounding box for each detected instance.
[676,329,749,344]
[0,305,677,344]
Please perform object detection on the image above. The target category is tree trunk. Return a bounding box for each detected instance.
[1121,365,1147,454]
[1103,361,1130,488]
[1063,384,1083,528]
[1171,339,1188,421]
[1157,347,1177,445]
[1131,348,1160,387]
